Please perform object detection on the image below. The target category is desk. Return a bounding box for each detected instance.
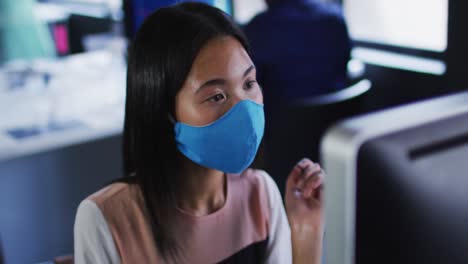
[0,50,125,263]
[0,49,126,162]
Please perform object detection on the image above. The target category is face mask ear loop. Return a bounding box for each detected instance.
[168,114,176,125]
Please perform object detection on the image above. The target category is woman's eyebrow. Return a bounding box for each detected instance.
[243,65,255,77]
[195,64,256,94]
[196,79,226,94]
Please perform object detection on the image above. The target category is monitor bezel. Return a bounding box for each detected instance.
[321,90,468,264]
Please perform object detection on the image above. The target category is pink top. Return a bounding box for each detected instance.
[74,169,292,264]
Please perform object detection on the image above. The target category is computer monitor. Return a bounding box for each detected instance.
[232,0,266,25]
[343,0,449,53]
[342,0,449,75]
[321,91,468,264]
[124,0,233,39]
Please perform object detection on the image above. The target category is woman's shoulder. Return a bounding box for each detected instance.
[74,183,131,245]
[234,169,282,210]
[78,181,143,219]
[238,169,279,194]
[87,182,133,205]
[74,182,138,263]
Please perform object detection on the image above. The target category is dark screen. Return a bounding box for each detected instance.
[355,112,468,263]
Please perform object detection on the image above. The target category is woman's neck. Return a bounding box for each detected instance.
[177,159,227,217]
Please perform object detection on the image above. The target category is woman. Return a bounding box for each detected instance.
[74,2,324,264]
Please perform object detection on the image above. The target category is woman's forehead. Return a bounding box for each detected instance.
[188,36,253,80]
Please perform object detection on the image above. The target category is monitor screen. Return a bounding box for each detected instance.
[232,0,266,25]
[321,91,468,264]
[343,0,449,52]
[125,0,232,38]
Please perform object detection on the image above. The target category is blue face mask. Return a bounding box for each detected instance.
[174,100,265,174]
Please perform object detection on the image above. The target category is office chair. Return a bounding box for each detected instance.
[264,79,372,195]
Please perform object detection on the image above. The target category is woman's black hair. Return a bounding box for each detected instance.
[122,2,261,261]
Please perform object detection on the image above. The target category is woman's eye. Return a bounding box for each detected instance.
[245,80,257,90]
[209,93,226,103]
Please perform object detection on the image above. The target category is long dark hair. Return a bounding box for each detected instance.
[122,2,256,261]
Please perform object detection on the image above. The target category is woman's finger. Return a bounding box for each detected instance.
[295,158,314,171]
[301,170,324,198]
[286,158,321,200]
[295,163,321,190]
[315,184,324,201]
[286,166,303,188]
[286,160,307,190]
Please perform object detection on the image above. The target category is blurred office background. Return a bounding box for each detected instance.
[0,0,467,263]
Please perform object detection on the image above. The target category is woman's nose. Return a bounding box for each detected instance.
[230,95,243,106]
[229,90,252,108]
[228,83,263,108]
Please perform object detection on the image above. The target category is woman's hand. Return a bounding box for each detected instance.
[285,158,325,264]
